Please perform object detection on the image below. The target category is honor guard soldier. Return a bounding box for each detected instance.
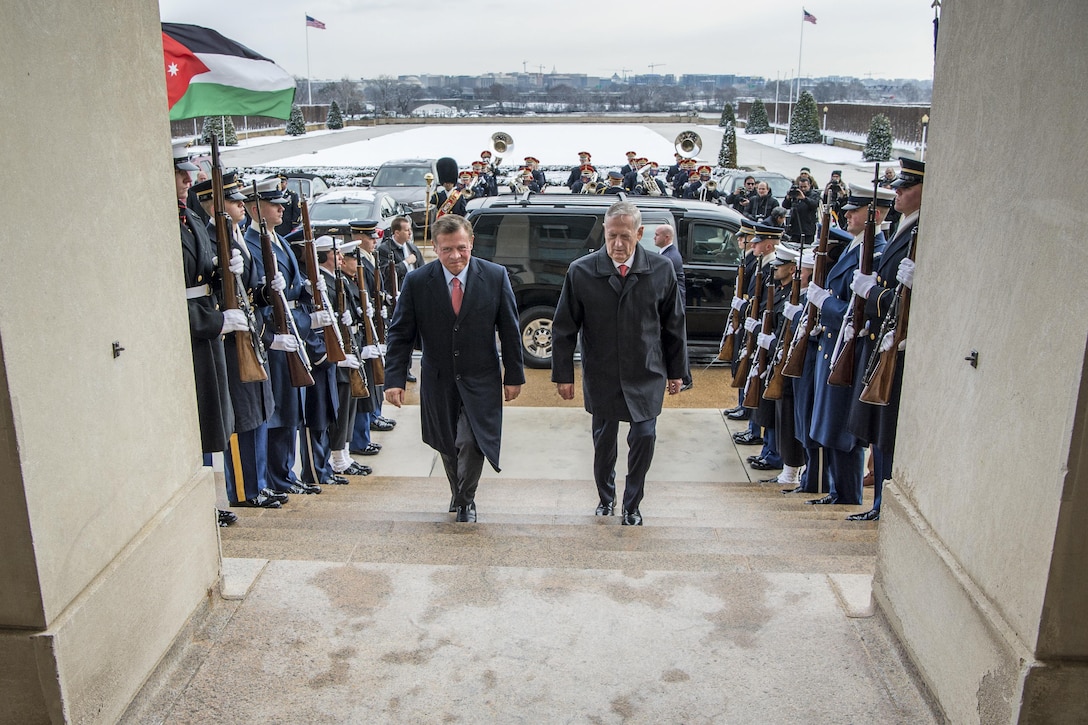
[434,157,467,217]
[275,173,302,238]
[803,183,892,508]
[567,151,593,189]
[845,158,924,521]
[243,177,322,497]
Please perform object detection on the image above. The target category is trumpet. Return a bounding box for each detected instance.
[583,180,600,194]
[638,164,662,196]
[699,178,717,202]
[490,132,513,166]
[675,130,702,158]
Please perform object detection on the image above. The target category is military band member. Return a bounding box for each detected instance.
[665,152,683,185]
[845,158,924,521]
[684,165,721,203]
[567,151,593,188]
[433,157,467,217]
[619,151,638,178]
[634,162,667,196]
[602,170,625,194]
[524,156,547,190]
[571,165,597,194]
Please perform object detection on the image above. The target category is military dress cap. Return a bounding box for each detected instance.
[524,156,539,164]
[349,219,381,237]
[753,222,784,239]
[820,224,854,244]
[339,240,361,254]
[314,235,337,251]
[193,171,247,201]
[891,157,925,188]
[579,165,594,177]
[626,151,637,157]
[801,249,816,268]
[436,157,459,186]
[841,182,897,210]
[578,151,592,158]
[770,243,801,266]
[471,160,484,169]
[480,149,492,158]
[607,170,623,180]
[737,219,759,237]
[697,165,712,176]
[172,141,198,172]
[245,177,288,204]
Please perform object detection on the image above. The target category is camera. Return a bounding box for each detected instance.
[788,185,802,198]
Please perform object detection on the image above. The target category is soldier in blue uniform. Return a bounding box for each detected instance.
[567,151,593,189]
[845,159,924,521]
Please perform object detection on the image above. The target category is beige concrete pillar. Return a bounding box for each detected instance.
[0,2,221,722]
[873,1,1088,722]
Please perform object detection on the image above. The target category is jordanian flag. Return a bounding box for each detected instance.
[162,23,296,120]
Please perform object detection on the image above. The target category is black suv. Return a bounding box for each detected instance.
[465,194,745,368]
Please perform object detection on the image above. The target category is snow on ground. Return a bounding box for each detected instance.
[258,124,684,170]
[724,128,913,174]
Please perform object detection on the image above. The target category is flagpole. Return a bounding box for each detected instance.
[305,15,312,106]
[796,9,806,109]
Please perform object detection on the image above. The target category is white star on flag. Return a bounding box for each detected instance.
[168,62,179,76]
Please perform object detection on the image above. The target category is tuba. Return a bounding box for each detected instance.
[674,130,702,158]
[490,132,514,166]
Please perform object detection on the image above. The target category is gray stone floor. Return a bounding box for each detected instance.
[126,407,940,724]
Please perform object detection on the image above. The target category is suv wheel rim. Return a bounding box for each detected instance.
[522,319,552,359]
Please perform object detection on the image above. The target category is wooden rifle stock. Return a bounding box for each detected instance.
[357,248,385,386]
[731,258,762,388]
[860,227,917,405]
[764,247,804,401]
[828,168,880,387]
[210,138,266,383]
[743,286,775,407]
[783,207,831,378]
[300,201,346,363]
[717,240,747,362]
[372,250,387,342]
[330,240,369,398]
[253,182,314,388]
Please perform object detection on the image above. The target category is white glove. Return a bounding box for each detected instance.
[228,249,245,276]
[270,334,299,352]
[366,302,375,319]
[757,332,776,350]
[377,343,387,355]
[844,323,857,341]
[897,258,915,289]
[220,308,248,334]
[744,317,759,333]
[783,301,803,320]
[359,344,381,360]
[310,309,334,329]
[380,307,388,320]
[730,296,745,312]
[850,270,878,299]
[806,283,831,310]
[270,272,286,292]
[341,309,352,326]
[337,353,360,369]
[315,274,327,293]
[879,331,895,353]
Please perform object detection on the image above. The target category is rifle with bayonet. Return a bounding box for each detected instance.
[210,138,267,382]
[731,256,763,388]
[859,225,917,405]
[763,235,804,400]
[717,235,748,362]
[357,246,386,386]
[331,237,369,398]
[743,268,776,408]
[782,204,830,378]
[300,201,346,364]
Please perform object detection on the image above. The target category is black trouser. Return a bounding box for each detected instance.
[439,404,484,507]
[592,414,657,514]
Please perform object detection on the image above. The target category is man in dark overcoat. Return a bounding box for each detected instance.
[383,214,525,523]
[552,201,688,526]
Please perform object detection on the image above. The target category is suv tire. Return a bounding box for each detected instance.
[518,305,556,369]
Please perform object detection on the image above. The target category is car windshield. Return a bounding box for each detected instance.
[373,165,430,187]
[309,199,376,222]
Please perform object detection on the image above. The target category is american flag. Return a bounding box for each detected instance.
[306,15,326,30]
[802,9,817,24]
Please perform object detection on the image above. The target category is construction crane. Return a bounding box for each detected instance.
[648,63,665,73]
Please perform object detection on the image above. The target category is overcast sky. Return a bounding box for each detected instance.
[158,0,938,83]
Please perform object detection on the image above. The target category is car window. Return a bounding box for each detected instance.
[380,196,396,217]
[373,165,430,187]
[309,200,376,222]
[690,223,742,265]
[471,214,601,263]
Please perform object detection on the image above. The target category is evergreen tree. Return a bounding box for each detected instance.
[286,104,307,136]
[223,116,238,145]
[746,98,770,134]
[787,90,822,144]
[717,104,738,169]
[200,115,222,145]
[863,113,893,161]
[326,100,344,130]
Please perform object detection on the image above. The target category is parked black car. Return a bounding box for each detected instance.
[465,194,745,368]
[364,158,439,237]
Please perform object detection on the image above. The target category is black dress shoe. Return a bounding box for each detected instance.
[260,488,289,504]
[369,418,395,432]
[230,492,282,509]
[746,454,762,463]
[846,509,881,521]
[732,431,764,445]
[356,443,381,456]
[781,485,806,494]
[340,462,371,476]
[723,406,743,417]
[806,494,838,505]
[376,415,397,427]
[287,482,322,495]
[595,501,614,516]
[726,408,751,421]
[406,372,418,383]
[455,502,477,523]
[750,458,782,471]
[218,509,238,526]
[449,495,457,513]
[324,474,349,485]
[679,381,694,392]
[621,509,643,526]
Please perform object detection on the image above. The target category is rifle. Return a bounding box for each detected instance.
[860,226,918,405]
[743,274,776,408]
[828,165,880,387]
[731,256,763,388]
[252,181,314,387]
[782,204,830,378]
[716,236,748,362]
[330,237,369,398]
[371,246,387,343]
[763,236,804,400]
[300,201,346,364]
[357,246,386,386]
[210,138,267,382]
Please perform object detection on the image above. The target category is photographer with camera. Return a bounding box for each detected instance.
[745,181,779,223]
[782,176,820,245]
[725,175,756,214]
[822,170,849,226]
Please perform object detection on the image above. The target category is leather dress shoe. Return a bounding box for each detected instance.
[324,474,349,485]
[341,462,371,476]
[847,509,881,521]
[406,372,418,383]
[260,488,289,504]
[806,494,838,505]
[595,501,614,516]
[355,443,381,456]
[621,508,643,526]
[230,492,281,509]
[781,485,815,494]
[726,408,751,421]
[750,458,782,471]
[376,415,397,428]
[218,509,238,526]
[449,495,457,513]
[723,406,743,417]
[679,381,694,392]
[287,482,322,495]
[455,502,477,523]
[746,454,762,464]
[732,431,763,445]
[370,418,395,432]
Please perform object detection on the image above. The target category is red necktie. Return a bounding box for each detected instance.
[618,264,629,277]
[451,277,463,315]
